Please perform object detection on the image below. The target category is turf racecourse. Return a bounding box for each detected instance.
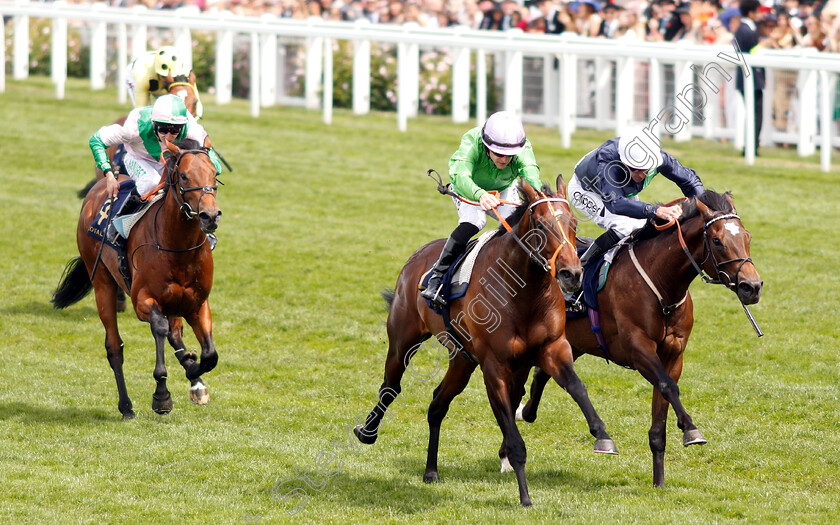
[1,77,838,524]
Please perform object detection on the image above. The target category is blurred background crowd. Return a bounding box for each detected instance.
[79,0,840,54]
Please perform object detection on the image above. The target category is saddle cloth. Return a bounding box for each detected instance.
[86,180,136,249]
[419,230,499,310]
[113,192,164,238]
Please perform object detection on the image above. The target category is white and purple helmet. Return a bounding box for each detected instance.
[618,126,663,171]
[481,111,526,156]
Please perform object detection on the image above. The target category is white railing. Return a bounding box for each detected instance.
[2,0,839,171]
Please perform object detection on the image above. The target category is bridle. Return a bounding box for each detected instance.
[654,200,755,292]
[167,148,219,220]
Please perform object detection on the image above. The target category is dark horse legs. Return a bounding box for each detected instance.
[167,315,217,405]
[149,306,174,414]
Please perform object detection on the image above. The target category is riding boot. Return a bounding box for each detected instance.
[579,228,621,268]
[420,223,479,307]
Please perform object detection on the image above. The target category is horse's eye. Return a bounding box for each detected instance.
[712,237,722,246]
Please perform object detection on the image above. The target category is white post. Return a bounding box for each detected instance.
[304,17,323,110]
[673,60,693,142]
[648,58,661,130]
[402,23,420,118]
[797,69,817,157]
[130,6,148,62]
[615,56,634,137]
[594,57,611,130]
[117,23,127,104]
[215,28,233,105]
[397,41,409,131]
[89,14,107,90]
[260,17,278,107]
[543,54,559,128]
[475,48,487,126]
[451,42,470,123]
[13,12,29,80]
[819,70,832,173]
[323,38,333,125]
[174,27,193,72]
[559,53,578,149]
[250,32,260,118]
[503,29,523,116]
[744,71,755,165]
[276,41,287,103]
[51,13,68,100]
[352,20,371,115]
[734,89,745,151]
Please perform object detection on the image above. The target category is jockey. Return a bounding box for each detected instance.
[89,94,222,249]
[568,126,705,268]
[126,45,204,120]
[421,111,542,307]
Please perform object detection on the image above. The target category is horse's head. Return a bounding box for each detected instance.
[517,174,582,293]
[695,192,762,305]
[168,75,198,118]
[165,139,222,234]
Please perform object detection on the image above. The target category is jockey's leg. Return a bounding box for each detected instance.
[579,228,621,267]
[420,222,479,307]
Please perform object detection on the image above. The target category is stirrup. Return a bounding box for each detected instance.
[564,291,585,313]
[421,283,447,307]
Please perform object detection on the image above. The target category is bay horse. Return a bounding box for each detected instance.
[513,190,763,487]
[52,138,221,419]
[354,176,618,507]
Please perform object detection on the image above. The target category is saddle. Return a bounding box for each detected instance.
[419,230,498,314]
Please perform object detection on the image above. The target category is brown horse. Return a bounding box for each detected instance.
[354,176,618,507]
[52,138,222,419]
[514,190,763,487]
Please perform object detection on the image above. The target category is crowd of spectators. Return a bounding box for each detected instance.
[91,0,840,54]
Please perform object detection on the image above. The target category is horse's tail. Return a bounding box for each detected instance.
[381,288,395,312]
[52,257,93,309]
[77,177,98,199]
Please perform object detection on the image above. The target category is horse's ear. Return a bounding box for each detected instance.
[165,140,181,157]
[204,137,213,149]
[695,197,713,219]
[723,191,737,212]
[521,180,539,201]
[555,173,567,197]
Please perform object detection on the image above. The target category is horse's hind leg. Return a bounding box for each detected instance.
[168,316,210,405]
[539,338,617,454]
[95,280,134,419]
[354,317,432,445]
[424,356,477,483]
[517,366,552,423]
[149,305,173,414]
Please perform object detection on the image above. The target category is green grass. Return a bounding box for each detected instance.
[1,77,839,524]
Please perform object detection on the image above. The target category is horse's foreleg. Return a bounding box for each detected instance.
[149,306,173,414]
[650,387,670,487]
[631,339,705,448]
[184,302,216,405]
[482,360,532,507]
[354,327,431,445]
[518,366,552,423]
[500,368,531,473]
[539,338,618,455]
[95,281,134,419]
[424,357,477,483]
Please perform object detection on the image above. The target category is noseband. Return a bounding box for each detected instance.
[167,148,218,220]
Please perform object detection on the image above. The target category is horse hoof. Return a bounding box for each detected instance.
[520,496,533,507]
[122,411,136,420]
[515,403,525,422]
[594,438,619,455]
[500,456,513,473]
[683,429,707,446]
[152,395,173,414]
[353,425,378,445]
[423,471,440,483]
[189,382,210,405]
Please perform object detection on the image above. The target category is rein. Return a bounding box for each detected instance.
[427,169,573,277]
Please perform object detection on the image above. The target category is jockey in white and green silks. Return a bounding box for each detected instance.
[90,94,221,202]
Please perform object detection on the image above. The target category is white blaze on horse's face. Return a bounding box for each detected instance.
[724,222,741,237]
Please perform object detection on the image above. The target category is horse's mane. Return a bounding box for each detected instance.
[497,182,555,234]
[171,74,191,84]
[633,189,734,242]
